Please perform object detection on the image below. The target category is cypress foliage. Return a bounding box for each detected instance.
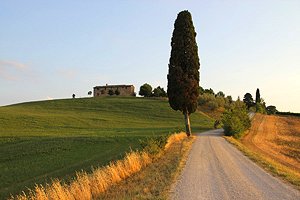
[167,10,200,136]
[255,88,261,104]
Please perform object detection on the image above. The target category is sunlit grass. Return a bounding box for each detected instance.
[10,132,187,200]
[0,97,213,199]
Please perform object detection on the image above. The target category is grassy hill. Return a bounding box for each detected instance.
[0,97,213,199]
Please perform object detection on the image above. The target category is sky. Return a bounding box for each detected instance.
[0,0,299,112]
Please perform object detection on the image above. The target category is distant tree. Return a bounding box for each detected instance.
[115,89,120,95]
[256,98,267,114]
[266,105,277,115]
[152,86,167,97]
[199,86,205,95]
[72,94,75,98]
[167,10,200,136]
[226,95,233,104]
[216,91,225,97]
[207,101,218,110]
[160,87,167,97]
[255,88,261,104]
[243,93,254,109]
[204,88,214,95]
[88,91,92,96]
[108,89,114,96]
[139,83,152,97]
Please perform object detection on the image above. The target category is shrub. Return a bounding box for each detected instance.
[207,101,218,110]
[139,135,169,155]
[108,89,114,96]
[221,100,251,138]
[216,96,225,107]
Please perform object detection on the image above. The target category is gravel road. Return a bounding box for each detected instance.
[171,129,300,200]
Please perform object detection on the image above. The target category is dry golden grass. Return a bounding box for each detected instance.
[9,151,151,200]
[165,132,187,150]
[242,114,300,172]
[97,134,195,199]
[9,132,187,200]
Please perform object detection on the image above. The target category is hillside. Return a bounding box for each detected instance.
[242,114,300,172]
[0,97,213,199]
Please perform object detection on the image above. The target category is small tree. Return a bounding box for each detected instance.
[255,88,261,104]
[199,86,205,95]
[88,91,92,96]
[222,100,251,138]
[266,105,277,115]
[152,86,167,97]
[216,91,225,97]
[167,10,200,136]
[139,83,152,97]
[108,89,114,96]
[243,93,254,109]
[204,88,214,95]
[72,94,75,98]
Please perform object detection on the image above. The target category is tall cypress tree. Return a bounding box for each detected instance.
[255,88,261,104]
[167,10,200,137]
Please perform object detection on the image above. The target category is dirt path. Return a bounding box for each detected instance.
[171,129,300,200]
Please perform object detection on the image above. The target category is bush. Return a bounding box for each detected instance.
[216,96,225,107]
[207,101,218,110]
[139,135,169,155]
[198,93,215,105]
[214,120,222,129]
[108,89,114,96]
[256,103,266,114]
[221,100,251,138]
[152,86,167,97]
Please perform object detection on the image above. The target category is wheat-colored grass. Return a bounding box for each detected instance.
[9,151,151,200]
[9,133,186,200]
[242,113,300,172]
[165,132,186,150]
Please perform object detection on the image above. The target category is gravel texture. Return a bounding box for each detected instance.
[171,129,300,200]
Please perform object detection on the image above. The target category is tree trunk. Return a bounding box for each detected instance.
[184,111,191,137]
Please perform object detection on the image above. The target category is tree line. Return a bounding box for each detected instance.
[243,88,277,115]
[139,83,167,98]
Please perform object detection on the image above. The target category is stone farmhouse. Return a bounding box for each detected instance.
[93,84,135,97]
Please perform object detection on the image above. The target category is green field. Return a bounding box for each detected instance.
[0,97,213,199]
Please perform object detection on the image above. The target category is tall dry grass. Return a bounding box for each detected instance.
[10,133,186,200]
[165,132,187,150]
[9,151,151,200]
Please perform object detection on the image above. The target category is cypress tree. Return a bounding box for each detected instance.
[255,88,261,104]
[167,10,200,137]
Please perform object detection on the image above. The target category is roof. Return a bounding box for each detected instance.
[94,84,134,89]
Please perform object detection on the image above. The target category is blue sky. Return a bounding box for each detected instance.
[1,0,299,112]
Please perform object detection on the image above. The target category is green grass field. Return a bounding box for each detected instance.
[0,97,213,199]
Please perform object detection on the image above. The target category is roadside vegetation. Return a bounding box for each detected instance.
[97,133,195,199]
[226,136,300,190]
[10,132,191,200]
[224,91,300,190]
[221,99,251,138]
[0,97,213,199]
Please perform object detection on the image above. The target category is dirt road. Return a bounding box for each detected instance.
[171,129,300,200]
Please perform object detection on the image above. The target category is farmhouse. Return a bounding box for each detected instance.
[93,84,135,97]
